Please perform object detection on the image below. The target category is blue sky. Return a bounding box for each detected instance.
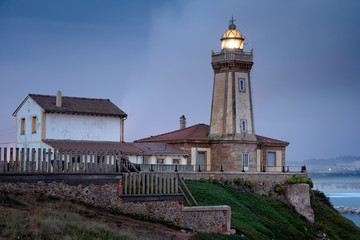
[1,0,360,162]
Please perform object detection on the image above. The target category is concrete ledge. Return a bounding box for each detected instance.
[121,194,184,202]
[0,173,123,185]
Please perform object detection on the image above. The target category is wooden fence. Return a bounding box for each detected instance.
[0,147,139,174]
[121,172,198,206]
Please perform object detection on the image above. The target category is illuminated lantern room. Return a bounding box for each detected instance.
[220,17,244,51]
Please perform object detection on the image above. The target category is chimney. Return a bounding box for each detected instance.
[180,115,186,129]
[56,91,62,107]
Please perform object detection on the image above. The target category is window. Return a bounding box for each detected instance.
[242,153,249,168]
[32,116,37,133]
[268,152,275,166]
[20,118,25,135]
[239,79,245,91]
[173,159,180,164]
[156,158,164,164]
[241,120,247,132]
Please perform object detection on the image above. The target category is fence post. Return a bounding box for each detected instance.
[31,148,36,173]
[37,148,41,172]
[15,148,19,173]
[20,148,25,173]
[150,173,154,194]
[3,148,8,172]
[41,148,45,173]
[25,148,30,173]
[175,173,178,193]
[59,151,63,173]
[9,148,13,173]
[47,149,52,173]
[0,148,2,173]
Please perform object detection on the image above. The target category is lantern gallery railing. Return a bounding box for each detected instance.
[211,50,253,63]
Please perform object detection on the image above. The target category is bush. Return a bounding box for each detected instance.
[285,176,314,188]
[311,190,333,208]
[274,184,286,195]
[244,181,254,189]
[268,189,274,197]
[233,178,243,185]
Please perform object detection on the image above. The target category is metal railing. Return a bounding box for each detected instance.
[212,50,253,63]
[193,164,306,173]
[134,164,194,172]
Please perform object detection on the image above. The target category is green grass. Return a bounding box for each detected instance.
[186,180,360,240]
[311,190,360,240]
[0,192,136,240]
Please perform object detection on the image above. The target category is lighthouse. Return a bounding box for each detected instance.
[209,18,256,142]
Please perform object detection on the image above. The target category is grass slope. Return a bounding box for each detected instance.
[311,190,360,240]
[0,192,135,240]
[185,180,360,240]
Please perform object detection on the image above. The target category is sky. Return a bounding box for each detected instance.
[0,0,360,163]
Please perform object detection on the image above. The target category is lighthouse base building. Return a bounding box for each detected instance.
[136,19,289,172]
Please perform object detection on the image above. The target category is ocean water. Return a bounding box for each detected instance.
[309,173,360,227]
[327,193,360,227]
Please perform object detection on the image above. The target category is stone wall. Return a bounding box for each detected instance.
[210,142,258,172]
[181,172,314,223]
[285,184,314,223]
[181,172,307,195]
[0,175,231,233]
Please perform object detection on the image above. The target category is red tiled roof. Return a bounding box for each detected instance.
[135,124,211,142]
[42,140,189,155]
[130,142,189,155]
[25,94,127,117]
[256,135,289,146]
[43,139,141,153]
[135,123,289,146]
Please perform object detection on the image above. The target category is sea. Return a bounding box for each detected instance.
[309,172,360,227]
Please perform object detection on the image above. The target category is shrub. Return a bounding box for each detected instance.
[285,176,314,188]
[274,184,285,195]
[244,181,254,189]
[268,189,274,197]
[311,190,333,208]
[110,207,122,214]
[233,178,243,185]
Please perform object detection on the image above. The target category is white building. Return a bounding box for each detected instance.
[13,91,127,151]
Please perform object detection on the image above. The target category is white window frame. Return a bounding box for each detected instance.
[241,120,247,132]
[242,153,249,167]
[173,158,180,164]
[239,79,245,91]
[268,152,276,167]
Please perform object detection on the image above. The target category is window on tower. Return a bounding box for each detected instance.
[239,79,245,91]
[241,120,247,132]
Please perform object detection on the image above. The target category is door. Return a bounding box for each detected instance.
[197,152,205,171]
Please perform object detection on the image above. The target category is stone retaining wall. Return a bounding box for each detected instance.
[0,175,231,233]
[181,172,307,195]
[285,184,314,223]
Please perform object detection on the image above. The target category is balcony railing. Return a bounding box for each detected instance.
[212,50,253,63]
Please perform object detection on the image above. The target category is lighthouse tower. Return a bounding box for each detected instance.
[209,18,256,142]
